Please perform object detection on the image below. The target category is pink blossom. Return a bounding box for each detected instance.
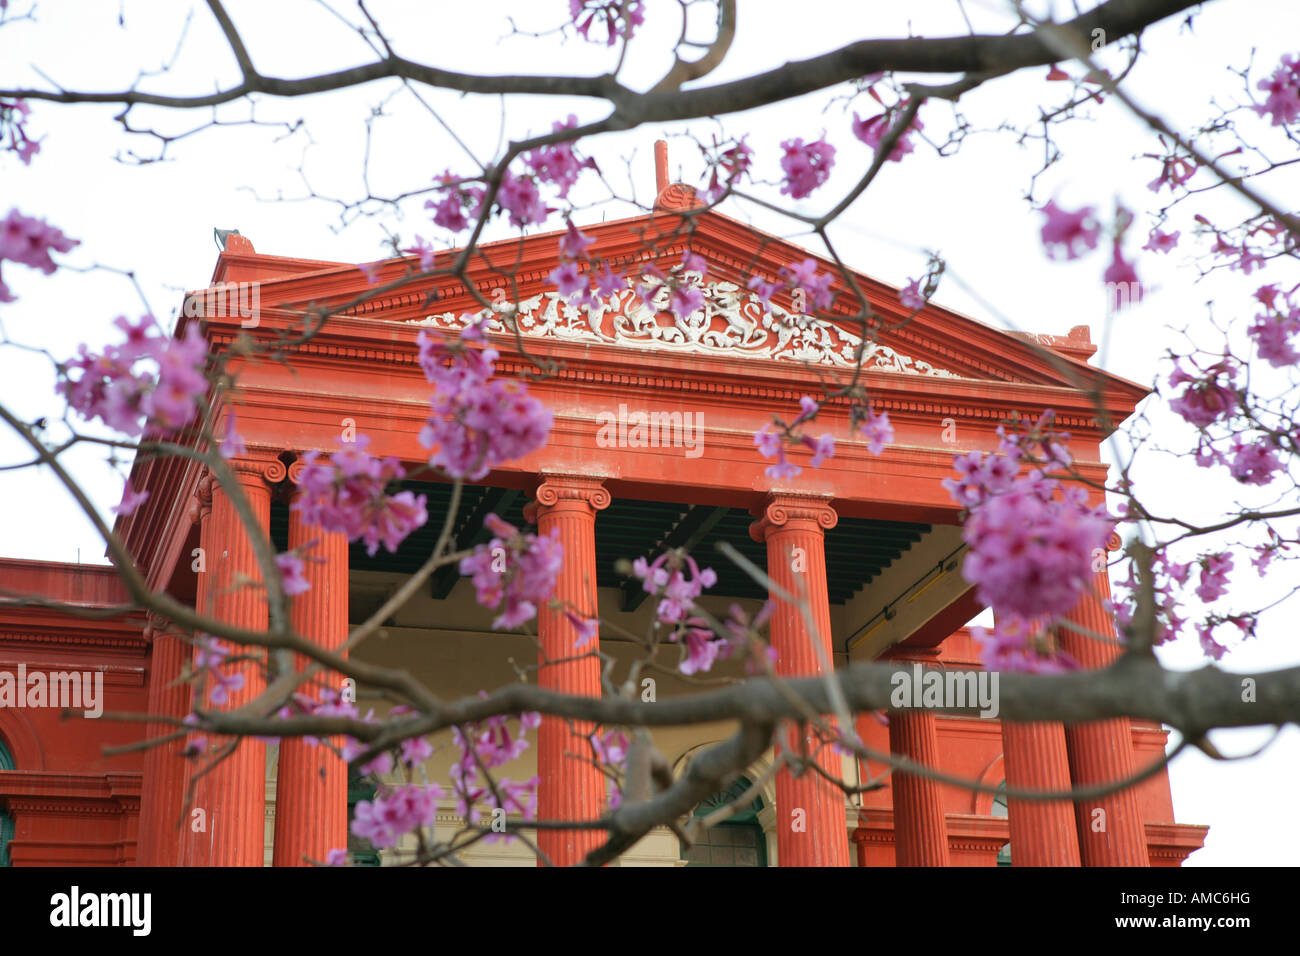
[1143,229,1180,254]
[567,611,600,649]
[680,250,708,276]
[668,283,705,319]
[793,396,820,424]
[459,513,564,629]
[548,260,586,299]
[851,107,924,162]
[402,235,436,272]
[803,432,835,468]
[1,99,40,166]
[559,222,595,259]
[60,318,209,436]
[782,258,835,310]
[860,407,893,455]
[570,0,645,46]
[1227,437,1282,486]
[630,553,725,674]
[1146,155,1196,192]
[417,328,552,480]
[1038,200,1101,260]
[1195,553,1233,603]
[946,426,1114,666]
[747,275,781,309]
[1254,54,1300,127]
[1248,311,1300,367]
[219,409,247,459]
[448,709,541,835]
[1103,242,1140,292]
[293,435,429,556]
[971,619,1075,674]
[524,116,595,198]
[779,137,836,200]
[1167,361,1238,429]
[112,482,149,517]
[194,638,246,707]
[351,784,442,849]
[275,551,312,596]
[399,735,434,767]
[425,179,483,233]
[899,277,925,311]
[591,262,623,298]
[1196,623,1228,661]
[0,208,78,299]
[358,261,383,285]
[496,171,550,228]
[680,623,725,675]
[702,137,754,203]
[754,427,800,480]
[1254,284,1283,310]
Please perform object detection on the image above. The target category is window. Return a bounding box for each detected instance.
[681,776,766,867]
[0,737,13,867]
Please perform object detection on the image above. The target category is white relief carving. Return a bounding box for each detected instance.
[405,274,959,377]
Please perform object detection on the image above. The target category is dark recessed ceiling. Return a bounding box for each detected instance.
[270,483,928,607]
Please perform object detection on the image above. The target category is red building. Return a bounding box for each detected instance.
[0,155,1207,866]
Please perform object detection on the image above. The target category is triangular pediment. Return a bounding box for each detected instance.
[197,207,1147,407]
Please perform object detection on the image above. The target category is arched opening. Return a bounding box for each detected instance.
[0,736,14,867]
[681,776,766,867]
[992,781,1011,867]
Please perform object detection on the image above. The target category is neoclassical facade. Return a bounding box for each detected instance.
[0,164,1207,866]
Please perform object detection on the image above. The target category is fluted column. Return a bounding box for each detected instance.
[882,649,950,867]
[1000,720,1081,866]
[749,493,849,867]
[136,608,192,867]
[994,610,1080,867]
[525,474,609,866]
[1056,565,1149,866]
[184,457,282,866]
[273,462,349,866]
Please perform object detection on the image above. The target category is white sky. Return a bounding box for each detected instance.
[1,0,1297,864]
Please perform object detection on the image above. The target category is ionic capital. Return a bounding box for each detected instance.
[749,493,837,542]
[525,473,611,521]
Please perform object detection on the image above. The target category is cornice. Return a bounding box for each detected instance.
[211,326,1119,435]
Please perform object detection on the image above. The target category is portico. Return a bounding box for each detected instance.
[106,188,1206,867]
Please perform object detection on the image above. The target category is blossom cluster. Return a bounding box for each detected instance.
[633,251,709,320]
[351,783,443,850]
[424,117,593,238]
[1248,283,1300,368]
[590,728,629,807]
[1165,349,1289,488]
[630,551,727,674]
[0,99,39,165]
[569,0,645,46]
[59,315,208,436]
[459,513,565,630]
[448,710,541,839]
[192,637,246,707]
[851,105,924,163]
[755,395,892,480]
[1,207,78,302]
[700,136,754,203]
[1254,53,1300,127]
[779,137,836,200]
[293,435,429,556]
[943,414,1114,672]
[417,325,552,480]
